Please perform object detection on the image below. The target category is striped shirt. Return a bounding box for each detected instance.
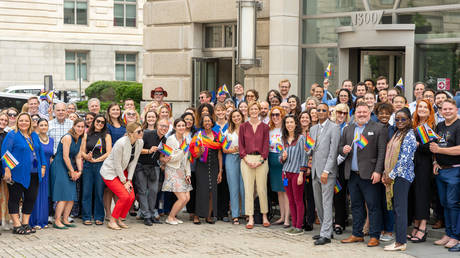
[280,135,308,173]
[48,118,73,153]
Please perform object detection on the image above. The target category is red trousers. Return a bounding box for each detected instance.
[284,172,305,229]
[103,172,135,219]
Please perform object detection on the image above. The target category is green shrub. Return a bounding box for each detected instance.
[85,81,142,104]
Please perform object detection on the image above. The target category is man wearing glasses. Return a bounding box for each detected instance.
[199,91,212,105]
[48,102,73,154]
[134,119,170,226]
[151,87,168,106]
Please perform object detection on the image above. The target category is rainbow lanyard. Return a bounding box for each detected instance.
[23,134,34,152]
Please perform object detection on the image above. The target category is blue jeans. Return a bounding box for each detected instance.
[436,167,460,240]
[225,153,245,218]
[348,172,383,239]
[82,162,105,221]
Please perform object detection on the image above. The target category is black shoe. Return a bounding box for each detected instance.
[314,237,331,245]
[312,235,321,240]
[334,225,343,235]
[151,218,163,224]
[144,218,153,226]
[304,224,313,231]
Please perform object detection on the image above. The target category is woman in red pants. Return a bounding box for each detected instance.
[100,122,143,230]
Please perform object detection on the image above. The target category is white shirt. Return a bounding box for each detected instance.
[269,127,282,153]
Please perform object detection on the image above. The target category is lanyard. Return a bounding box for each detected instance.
[21,132,34,152]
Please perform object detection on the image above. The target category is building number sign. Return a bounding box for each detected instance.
[351,11,384,27]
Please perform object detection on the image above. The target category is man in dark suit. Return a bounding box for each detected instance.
[339,102,387,247]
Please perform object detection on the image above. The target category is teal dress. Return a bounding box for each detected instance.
[50,135,82,202]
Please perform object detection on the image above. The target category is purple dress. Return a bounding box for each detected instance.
[30,138,54,228]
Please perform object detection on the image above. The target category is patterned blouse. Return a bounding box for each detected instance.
[388,130,417,182]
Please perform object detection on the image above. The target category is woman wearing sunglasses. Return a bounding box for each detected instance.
[80,115,112,226]
[100,122,143,230]
[6,108,19,131]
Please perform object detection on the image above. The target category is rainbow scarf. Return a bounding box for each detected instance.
[190,130,222,163]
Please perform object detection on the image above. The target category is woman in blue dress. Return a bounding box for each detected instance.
[30,119,54,229]
[105,103,126,219]
[50,118,85,229]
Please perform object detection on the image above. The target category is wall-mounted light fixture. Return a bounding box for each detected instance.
[236,0,262,70]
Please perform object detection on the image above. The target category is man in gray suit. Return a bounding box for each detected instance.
[308,103,340,245]
[339,102,387,247]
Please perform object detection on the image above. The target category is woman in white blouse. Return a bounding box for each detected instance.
[223,109,245,225]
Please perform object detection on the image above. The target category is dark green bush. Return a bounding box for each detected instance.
[85,81,142,104]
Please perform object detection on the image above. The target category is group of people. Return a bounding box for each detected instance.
[0,79,459,253]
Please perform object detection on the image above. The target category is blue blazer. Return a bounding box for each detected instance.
[1,130,46,188]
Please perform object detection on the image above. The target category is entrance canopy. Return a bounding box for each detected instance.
[337,10,415,101]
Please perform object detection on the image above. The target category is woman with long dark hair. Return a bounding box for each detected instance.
[382,108,417,251]
[337,89,353,111]
[287,95,302,118]
[80,115,112,225]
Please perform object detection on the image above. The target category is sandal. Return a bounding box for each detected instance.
[83,220,93,226]
[95,220,103,226]
[232,218,240,225]
[411,228,427,243]
[407,226,419,240]
[23,224,36,234]
[12,225,29,235]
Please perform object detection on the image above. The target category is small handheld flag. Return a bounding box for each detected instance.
[416,125,429,144]
[46,90,54,101]
[92,138,103,153]
[305,135,315,151]
[334,179,342,194]
[276,143,284,152]
[180,140,189,153]
[324,63,332,78]
[122,114,128,125]
[40,91,47,101]
[356,134,368,149]
[395,78,404,89]
[2,151,19,170]
[424,123,440,141]
[159,143,173,156]
[217,131,225,143]
[222,137,232,150]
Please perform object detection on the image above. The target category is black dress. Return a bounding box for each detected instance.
[408,132,432,221]
[195,148,219,218]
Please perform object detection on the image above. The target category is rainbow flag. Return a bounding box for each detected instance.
[222,137,232,150]
[424,123,440,141]
[276,143,283,152]
[217,84,229,96]
[180,140,189,153]
[46,90,54,101]
[39,91,47,100]
[305,135,315,150]
[395,78,404,89]
[217,131,225,143]
[356,134,368,149]
[416,125,430,144]
[324,63,331,78]
[94,138,103,152]
[2,151,19,170]
[159,143,173,156]
[334,179,342,194]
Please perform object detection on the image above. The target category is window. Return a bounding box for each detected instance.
[115,53,137,81]
[204,24,237,48]
[65,51,88,81]
[114,0,136,27]
[64,0,87,25]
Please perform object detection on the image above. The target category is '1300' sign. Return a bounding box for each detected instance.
[351,11,383,27]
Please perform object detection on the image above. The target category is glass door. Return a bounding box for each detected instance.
[360,50,405,87]
[192,58,218,106]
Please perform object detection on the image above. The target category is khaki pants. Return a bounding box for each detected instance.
[240,154,269,216]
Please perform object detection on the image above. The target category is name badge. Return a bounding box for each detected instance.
[368,132,374,136]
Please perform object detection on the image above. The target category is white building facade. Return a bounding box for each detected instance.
[0,0,145,91]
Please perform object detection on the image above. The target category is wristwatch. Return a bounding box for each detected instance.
[260,159,265,164]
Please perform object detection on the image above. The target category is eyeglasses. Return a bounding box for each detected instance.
[95,119,105,125]
[134,129,143,135]
[395,118,408,122]
[246,94,255,98]
[271,113,280,117]
[317,109,328,113]
[154,92,163,96]
[336,111,347,115]
[7,113,17,117]
[126,112,136,116]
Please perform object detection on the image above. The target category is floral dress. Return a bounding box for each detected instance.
[162,135,192,193]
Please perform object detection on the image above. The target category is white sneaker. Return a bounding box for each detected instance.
[68,217,74,223]
[165,219,178,225]
[380,234,394,242]
[176,219,183,224]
